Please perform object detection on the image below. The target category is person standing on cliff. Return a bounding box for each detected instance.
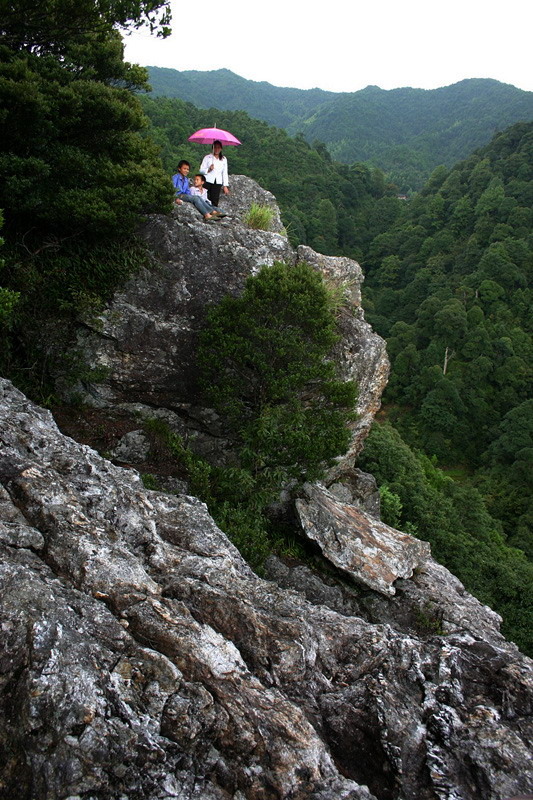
[200,141,229,207]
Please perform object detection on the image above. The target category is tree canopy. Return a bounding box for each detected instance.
[0,0,173,380]
[0,0,171,53]
[0,0,173,239]
[358,122,533,651]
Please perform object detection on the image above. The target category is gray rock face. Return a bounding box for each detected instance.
[69,177,388,471]
[1,378,532,800]
[110,429,151,463]
[72,199,294,412]
[296,247,389,465]
[296,483,431,595]
[327,468,380,518]
[218,174,285,232]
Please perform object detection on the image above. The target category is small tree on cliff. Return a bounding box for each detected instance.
[198,261,357,491]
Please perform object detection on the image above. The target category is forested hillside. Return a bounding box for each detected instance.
[359,122,533,650]
[146,67,533,190]
[364,121,532,510]
[141,95,533,651]
[146,66,335,128]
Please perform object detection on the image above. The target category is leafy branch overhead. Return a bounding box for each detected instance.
[0,0,172,54]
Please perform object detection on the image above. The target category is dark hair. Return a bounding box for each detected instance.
[177,159,190,169]
[212,141,224,160]
[194,173,206,183]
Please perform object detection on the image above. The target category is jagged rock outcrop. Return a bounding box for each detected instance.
[68,176,388,473]
[296,483,430,595]
[1,379,532,800]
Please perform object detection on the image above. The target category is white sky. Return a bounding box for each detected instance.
[123,0,533,94]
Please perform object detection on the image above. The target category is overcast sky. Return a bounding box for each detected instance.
[123,0,533,94]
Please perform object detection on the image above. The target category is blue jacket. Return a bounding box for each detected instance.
[172,173,190,195]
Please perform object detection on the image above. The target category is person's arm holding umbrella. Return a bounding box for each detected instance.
[200,152,213,179]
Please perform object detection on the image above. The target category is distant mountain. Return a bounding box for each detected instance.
[146,68,533,190]
[145,67,335,129]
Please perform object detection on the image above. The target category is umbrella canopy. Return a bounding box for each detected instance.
[188,126,241,146]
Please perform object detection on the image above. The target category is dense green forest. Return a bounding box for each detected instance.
[136,98,533,653]
[1,5,531,655]
[0,0,174,384]
[363,122,532,540]
[146,67,533,190]
[359,122,533,652]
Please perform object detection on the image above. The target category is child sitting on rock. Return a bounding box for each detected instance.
[172,161,219,222]
[190,174,227,218]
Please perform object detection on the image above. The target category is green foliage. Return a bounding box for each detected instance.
[0,44,173,239]
[141,473,161,491]
[146,68,533,192]
[359,422,533,655]
[198,261,356,487]
[1,0,172,52]
[378,485,403,528]
[364,122,533,478]
[132,261,354,570]
[0,287,19,326]
[0,0,174,390]
[414,602,444,636]
[142,418,274,569]
[244,203,275,230]
[364,123,533,652]
[0,213,20,330]
[0,236,150,392]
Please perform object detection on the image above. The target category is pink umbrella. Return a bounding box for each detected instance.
[188,126,241,146]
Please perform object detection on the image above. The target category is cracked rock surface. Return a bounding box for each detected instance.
[296,483,431,595]
[1,378,532,800]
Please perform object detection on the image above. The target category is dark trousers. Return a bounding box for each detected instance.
[206,181,222,207]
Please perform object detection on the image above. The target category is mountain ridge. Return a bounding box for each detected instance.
[146,67,533,189]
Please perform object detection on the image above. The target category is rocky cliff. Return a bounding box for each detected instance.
[68,176,389,472]
[1,179,532,800]
[1,378,533,800]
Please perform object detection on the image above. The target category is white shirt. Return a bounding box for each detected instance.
[200,153,229,186]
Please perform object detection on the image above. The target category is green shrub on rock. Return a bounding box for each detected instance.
[199,261,356,490]
[142,264,357,570]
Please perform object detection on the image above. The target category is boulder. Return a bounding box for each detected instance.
[296,483,430,595]
[216,174,285,232]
